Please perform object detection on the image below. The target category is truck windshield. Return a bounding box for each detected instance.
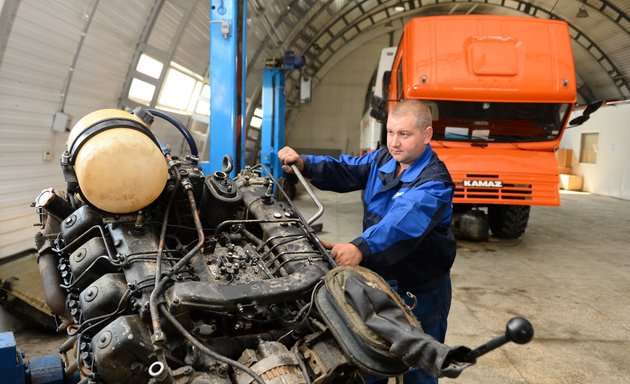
[429,100,571,142]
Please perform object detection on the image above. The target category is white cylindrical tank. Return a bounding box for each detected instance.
[66,109,168,214]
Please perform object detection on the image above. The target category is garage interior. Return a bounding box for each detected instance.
[292,187,630,383]
[1,1,629,383]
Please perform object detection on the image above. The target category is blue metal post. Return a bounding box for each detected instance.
[205,0,238,176]
[261,68,285,182]
[0,332,25,384]
[239,0,248,171]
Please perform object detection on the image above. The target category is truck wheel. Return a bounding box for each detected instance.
[488,205,530,239]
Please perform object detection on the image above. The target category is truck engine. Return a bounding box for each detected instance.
[31,108,531,384]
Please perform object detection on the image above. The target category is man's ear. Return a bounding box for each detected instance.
[424,126,433,144]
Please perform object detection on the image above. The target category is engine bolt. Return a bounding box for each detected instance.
[130,362,144,374]
[80,351,91,362]
[97,331,112,349]
[217,363,229,376]
[73,248,87,262]
[84,287,98,302]
[114,239,122,247]
[65,215,76,227]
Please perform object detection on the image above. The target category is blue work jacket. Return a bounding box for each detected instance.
[301,144,456,292]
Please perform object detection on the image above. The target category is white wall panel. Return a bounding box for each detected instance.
[173,0,209,75]
[0,0,78,259]
[289,34,389,155]
[64,0,153,116]
[147,0,183,53]
[0,0,152,259]
[560,102,630,200]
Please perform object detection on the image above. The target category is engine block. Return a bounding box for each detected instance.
[35,152,360,383]
[31,108,519,383]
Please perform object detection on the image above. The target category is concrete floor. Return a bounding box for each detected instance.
[295,187,630,384]
[7,186,630,383]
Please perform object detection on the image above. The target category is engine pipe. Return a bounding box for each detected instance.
[35,188,74,223]
[148,361,172,383]
[163,264,326,312]
[254,163,335,267]
[159,305,266,384]
[149,179,205,348]
[34,216,70,317]
[149,154,181,345]
[147,108,198,157]
[36,249,69,316]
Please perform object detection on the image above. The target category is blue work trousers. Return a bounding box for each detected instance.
[363,276,452,384]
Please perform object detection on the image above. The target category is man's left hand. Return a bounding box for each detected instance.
[330,243,363,266]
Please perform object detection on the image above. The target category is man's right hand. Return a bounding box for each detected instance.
[278,146,304,173]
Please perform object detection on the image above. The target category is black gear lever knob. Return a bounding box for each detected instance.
[506,317,534,344]
[466,317,534,361]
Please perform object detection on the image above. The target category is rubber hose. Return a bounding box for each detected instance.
[147,109,198,156]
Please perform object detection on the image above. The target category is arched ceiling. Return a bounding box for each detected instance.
[0,0,627,257]
[243,0,630,109]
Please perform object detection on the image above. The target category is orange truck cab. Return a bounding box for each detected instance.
[377,15,577,239]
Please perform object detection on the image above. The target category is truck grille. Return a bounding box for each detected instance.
[454,174,533,201]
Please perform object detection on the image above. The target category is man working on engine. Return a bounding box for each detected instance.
[278,99,456,384]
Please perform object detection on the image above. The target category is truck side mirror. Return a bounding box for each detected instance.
[382,70,391,87]
[568,100,604,127]
[370,95,388,123]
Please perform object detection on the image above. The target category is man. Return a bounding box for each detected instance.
[278,99,456,383]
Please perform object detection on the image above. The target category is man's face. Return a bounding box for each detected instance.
[386,112,432,168]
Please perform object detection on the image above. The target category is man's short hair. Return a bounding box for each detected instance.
[390,100,433,130]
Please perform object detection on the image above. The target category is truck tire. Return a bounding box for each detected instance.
[488,205,530,239]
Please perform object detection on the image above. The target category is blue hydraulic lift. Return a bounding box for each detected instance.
[260,68,285,183]
[203,0,243,177]
[204,1,304,181]
[260,51,305,182]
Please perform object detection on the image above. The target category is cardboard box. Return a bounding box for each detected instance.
[556,148,573,168]
[557,166,572,174]
[559,174,583,191]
